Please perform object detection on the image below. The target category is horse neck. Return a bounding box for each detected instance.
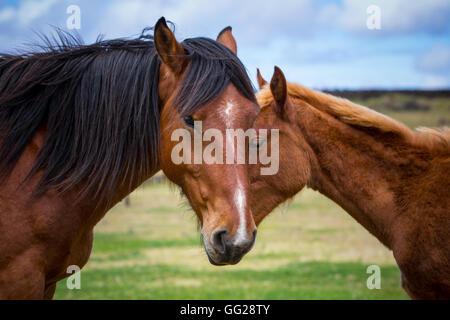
[293,103,406,248]
[30,125,161,216]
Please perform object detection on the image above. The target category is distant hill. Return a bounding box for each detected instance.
[323,90,450,100]
[321,90,450,128]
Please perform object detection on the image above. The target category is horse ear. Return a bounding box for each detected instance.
[270,66,287,117]
[256,68,268,89]
[216,26,237,55]
[154,17,187,75]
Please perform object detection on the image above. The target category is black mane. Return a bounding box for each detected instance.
[0,27,256,204]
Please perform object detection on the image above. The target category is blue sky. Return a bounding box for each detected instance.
[0,0,449,89]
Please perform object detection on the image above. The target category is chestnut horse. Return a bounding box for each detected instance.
[0,18,259,299]
[250,67,449,299]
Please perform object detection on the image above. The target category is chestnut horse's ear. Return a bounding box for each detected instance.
[256,68,268,89]
[270,66,287,117]
[216,26,237,55]
[154,17,187,75]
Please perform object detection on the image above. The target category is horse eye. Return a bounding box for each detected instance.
[183,116,195,128]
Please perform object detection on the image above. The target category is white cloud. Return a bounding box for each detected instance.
[417,45,450,72]
[0,7,15,23]
[319,0,450,35]
[0,0,58,27]
[91,0,315,44]
[421,75,449,89]
[416,45,450,89]
[17,0,58,26]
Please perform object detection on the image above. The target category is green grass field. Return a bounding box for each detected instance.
[54,184,408,300]
[53,93,449,300]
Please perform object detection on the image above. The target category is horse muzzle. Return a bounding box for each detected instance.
[202,227,257,265]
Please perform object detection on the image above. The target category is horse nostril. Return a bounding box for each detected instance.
[211,228,228,254]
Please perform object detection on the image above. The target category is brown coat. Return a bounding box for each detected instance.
[251,67,450,299]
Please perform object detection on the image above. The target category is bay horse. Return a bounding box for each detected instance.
[250,67,450,299]
[0,18,259,299]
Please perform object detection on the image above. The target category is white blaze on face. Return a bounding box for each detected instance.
[221,100,247,244]
[233,181,247,244]
[223,100,238,164]
[223,101,234,128]
[225,101,233,116]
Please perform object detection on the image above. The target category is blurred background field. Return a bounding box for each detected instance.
[54,183,407,300]
[326,90,450,128]
[54,91,448,300]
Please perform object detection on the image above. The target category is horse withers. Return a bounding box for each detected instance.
[0,18,258,299]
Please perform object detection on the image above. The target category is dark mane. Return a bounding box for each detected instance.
[0,27,256,205]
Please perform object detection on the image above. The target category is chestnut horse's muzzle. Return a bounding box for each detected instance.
[203,228,257,265]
